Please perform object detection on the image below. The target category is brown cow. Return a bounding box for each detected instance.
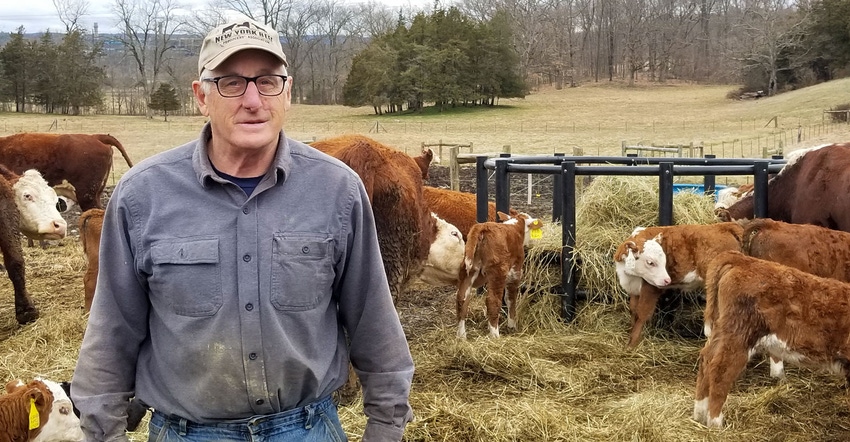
[1,379,54,441]
[695,250,850,429]
[717,143,850,230]
[310,135,437,299]
[423,186,520,241]
[613,223,743,348]
[456,212,543,338]
[79,208,105,313]
[0,133,134,211]
[0,165,72,324]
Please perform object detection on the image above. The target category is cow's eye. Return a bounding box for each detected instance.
[59,405,70,415]
[23,193,34,202]
[646,260,655,267]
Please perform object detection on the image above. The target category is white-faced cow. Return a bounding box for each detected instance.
[0,133,134,211]
[613,223,742,348]
[0,165,68,324]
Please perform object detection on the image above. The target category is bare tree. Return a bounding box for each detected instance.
[53,0,90,33]
[735,0,807,95]
[112,0,187,118]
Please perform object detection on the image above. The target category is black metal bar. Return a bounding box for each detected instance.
[561,161,577,323]
[495,156,511,218]
[659,162,674,226]
[703,154,716,196]
[754,160,770,218]
[475,156,489,223]
[552,153,564,222]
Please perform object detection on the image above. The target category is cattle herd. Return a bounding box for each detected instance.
[2,133,850,437]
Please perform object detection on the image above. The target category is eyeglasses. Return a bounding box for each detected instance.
[202,75,288,97]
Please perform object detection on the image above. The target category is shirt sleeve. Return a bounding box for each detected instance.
[335,180,415,441]
[72,181,150,441]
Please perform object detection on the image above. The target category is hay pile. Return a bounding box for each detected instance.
[1,179,849,441]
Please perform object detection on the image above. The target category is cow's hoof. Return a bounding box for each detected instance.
[16,307,39,324]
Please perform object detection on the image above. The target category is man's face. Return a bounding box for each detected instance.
[193,49,291,156]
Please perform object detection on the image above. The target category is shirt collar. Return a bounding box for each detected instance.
[193,122,291,188]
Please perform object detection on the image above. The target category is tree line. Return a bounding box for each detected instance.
[0,0,848,116]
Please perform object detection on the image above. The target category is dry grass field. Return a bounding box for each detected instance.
[2,79,850,441]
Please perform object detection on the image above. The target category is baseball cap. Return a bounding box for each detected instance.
[198,19,288,75]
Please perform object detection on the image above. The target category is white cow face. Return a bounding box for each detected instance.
[13,170,68,240]
[33,378,84,442]
[419,213,466,287]
[616,235,671,289]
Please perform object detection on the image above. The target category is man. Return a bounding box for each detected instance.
[72,18,414,441]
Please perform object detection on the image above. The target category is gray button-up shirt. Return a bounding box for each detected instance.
[72,124,414,441]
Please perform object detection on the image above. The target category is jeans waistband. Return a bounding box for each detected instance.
[151,395,335,433]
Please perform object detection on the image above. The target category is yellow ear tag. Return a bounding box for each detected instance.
[29,397,40,430]
[531,228,543,239]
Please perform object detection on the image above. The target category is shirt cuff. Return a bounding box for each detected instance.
[361,419,407,442]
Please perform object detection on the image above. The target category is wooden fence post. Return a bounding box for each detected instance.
[449,146,460,191]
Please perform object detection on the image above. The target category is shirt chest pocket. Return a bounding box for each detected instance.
[150,238,222,317]
[271,235,334,311]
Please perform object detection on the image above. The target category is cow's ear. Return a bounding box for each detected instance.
[614,240,638,262]
[497,211,510,222]
[653,233,663,242]
[625,249,637,271]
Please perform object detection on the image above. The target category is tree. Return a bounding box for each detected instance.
[0,28,36,112]
[148,82,180,120]
[113,0,186,118]
[53,0,90,33]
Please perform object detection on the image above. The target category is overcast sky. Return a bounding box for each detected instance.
[0,0,430,34]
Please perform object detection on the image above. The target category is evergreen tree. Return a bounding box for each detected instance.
[343,6,526,114]
[148,83,180,121]
[0,28,35,112]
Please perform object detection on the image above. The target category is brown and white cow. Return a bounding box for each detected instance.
[1,379,54,441]
[694,250,850,429]
[423,186,520,241]
[456,212,543,338]
[310,135,437,299]
[79,208,105,313]
[29,378,84,442]
[0,166,70,324]
[717,143,850,230]
[614,223,743,348]
[418,213,466,287]
[0,133,134,211]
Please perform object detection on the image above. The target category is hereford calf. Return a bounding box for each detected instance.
[614,223,743,348]
[1,379,54,441]
[423,186,519,241]
[79,208,105,313]
[27,378,83,442]
[694,250,850,429]
[456,212,542,338]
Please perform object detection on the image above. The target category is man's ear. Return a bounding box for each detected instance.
[192,81,210,117]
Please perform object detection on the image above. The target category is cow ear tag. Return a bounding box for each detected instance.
[530,220,543,239]
[29,397,40,429]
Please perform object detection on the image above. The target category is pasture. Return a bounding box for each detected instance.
[2,80,850,441]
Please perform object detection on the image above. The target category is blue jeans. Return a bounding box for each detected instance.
[148,396,347,442]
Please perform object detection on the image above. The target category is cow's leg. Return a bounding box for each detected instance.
[693,341,714,425]
[0,205,38,324]
[485,277,506,338]
[627,284,663,348]
[704,336,749,428]
[504,269,522,331]
[455,267,474,339]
